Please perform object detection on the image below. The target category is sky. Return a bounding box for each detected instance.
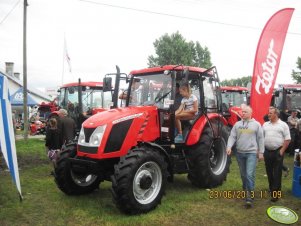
[1,0,301,92]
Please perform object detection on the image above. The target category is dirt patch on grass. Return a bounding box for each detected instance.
[18,155,49,168]
[0,154,49,170]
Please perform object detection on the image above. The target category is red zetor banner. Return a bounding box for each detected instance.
[250,8,294,124]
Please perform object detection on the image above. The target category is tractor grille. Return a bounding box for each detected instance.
[84,127,96,143]
[104,119,133,153]
[78,145,98,154]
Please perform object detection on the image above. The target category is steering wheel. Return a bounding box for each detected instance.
[154,90,171,103]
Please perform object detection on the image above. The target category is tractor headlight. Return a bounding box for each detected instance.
[78,125,106,147]
[78,127,85,145]
[89,125,107,147]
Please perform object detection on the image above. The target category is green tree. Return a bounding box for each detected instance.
[291,57,301,83]
[148,31,212,68]
[220,76,251,87]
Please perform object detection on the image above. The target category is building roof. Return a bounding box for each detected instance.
[0,69,52,102]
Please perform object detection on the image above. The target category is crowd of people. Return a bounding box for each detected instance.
[227,105,297,208]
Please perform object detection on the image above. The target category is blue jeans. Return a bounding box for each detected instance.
[236,152,257,202]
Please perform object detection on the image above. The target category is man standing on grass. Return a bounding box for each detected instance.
[226,105,264,208]
[287,109,299,156]
[263,106,291,202]
[58,109,76,145]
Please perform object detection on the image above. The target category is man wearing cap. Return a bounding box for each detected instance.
[59,109,76,145]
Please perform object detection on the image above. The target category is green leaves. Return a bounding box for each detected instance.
[291,56,301,83]
[148,31,212,68]
[220,76,252,87]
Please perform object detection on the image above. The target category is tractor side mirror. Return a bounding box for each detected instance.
[209,77,217,84]
[68,87,75,94]
[222,110,231,118]
[103,77,112,92]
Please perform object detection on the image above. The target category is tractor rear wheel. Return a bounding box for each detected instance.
[111,146,167,214]
[187,124,230,188]
[54,143,101,195]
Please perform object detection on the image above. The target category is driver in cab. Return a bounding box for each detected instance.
[119,78,143,105]
[174,83,198,143]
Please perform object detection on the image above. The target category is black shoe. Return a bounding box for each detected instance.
[245,201,253,209]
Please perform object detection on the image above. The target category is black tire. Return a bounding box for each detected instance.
[111,146,168,214]
[54,143,101,195]
[187,124,231,188]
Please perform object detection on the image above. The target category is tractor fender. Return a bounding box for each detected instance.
[186,113,228,146]
[143,142,173,181]
[227,106,243,127]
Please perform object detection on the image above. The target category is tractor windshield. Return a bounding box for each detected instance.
[128,74,172,109]
[59,86,109,113]
[221,91,248,108]
[274,89,301,111]
[286,91,301,110]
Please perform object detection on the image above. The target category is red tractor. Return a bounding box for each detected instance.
[220,86,249,127]
[54,65,231,214]
[272,84,301,119]
[38,100,59,119]
[50,79,116,130]
[29,101,58,135]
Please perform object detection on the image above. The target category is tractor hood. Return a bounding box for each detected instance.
[229,106,243,118]
[226,106,243,127]
[78,106,160,159]
[82,106,157,128]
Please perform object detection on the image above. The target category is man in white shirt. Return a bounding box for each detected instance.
[263,106,291,202]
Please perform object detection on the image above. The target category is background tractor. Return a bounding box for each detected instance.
[49,81,110,129]
[220,86,249,127]
[272,84,301,120]
[272,84,301,154]
[54,65,231,214]
[49,67,125,130]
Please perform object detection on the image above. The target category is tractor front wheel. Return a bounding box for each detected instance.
[111,146,167,214]
[54,143,102,195]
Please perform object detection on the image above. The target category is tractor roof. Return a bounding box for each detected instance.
[129,65,209,75]
[278,84,301,89]
[61,81,103,88]
[221,86,248,91]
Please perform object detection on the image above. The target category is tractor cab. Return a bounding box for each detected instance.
[57,81,113,128]
[123,66,224,144]
[220,86,249,127]
[273,84,301,119]
[51,65,123,130]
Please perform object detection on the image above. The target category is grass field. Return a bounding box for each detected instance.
[0,138,300,226]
